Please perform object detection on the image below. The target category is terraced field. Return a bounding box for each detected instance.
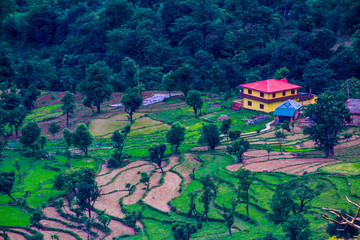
[1,91,360,240]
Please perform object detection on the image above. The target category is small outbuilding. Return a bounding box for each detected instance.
[273,100,302,124]
[345,99,360,125]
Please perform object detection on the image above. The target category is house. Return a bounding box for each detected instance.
[345,99,360,125]
[235,78,316,113]
[273,100,302,124]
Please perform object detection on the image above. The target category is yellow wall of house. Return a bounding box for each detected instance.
[244,88,298,100]
[243,98,301,113]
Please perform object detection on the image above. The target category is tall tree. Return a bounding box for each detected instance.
[148,144,166,173]
[173,63,194,97]
[274,131,286,154]
[227,138,250,163]
[0,171,16,201]
[235,168,254,221]
[121,90,143,124]
[222,200,237,236]
[76,180,100,220]
[186,90,203,116]
[166,122,186,153]
[282,214,312,240]
[171,222,198,240]
[198,123,220,150]
[61,91,76,128]
[20,121,41,154]
[72,124,93,156]
[220,118,231,141]
[79,61,114,113]
[303,94,352,157]
[161,71,177,97]
[199,175,216,221]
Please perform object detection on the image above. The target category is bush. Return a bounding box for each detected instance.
[49,122,61,135]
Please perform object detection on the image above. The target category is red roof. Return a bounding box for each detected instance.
[239,78,302,93]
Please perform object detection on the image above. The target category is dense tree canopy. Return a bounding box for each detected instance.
[303,94,352,157]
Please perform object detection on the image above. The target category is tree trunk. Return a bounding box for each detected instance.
[96,105,101,114]
[66,112,69,127]
[194,107,197,116]
[245,203,249,221]
[85,148,88,156]
[229,226,232,236]
[158,163,164,173]
[7,193,15,202]
[168,91,171,98]
[130,112,133,124]
[327,146,334,158]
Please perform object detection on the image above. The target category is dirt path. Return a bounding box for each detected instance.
[96,161,149,186]
[143,171,182,212]
[104,220,135,239]
[173,153,201,184]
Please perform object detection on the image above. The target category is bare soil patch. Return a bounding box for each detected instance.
[42,207,80,226]
[286,161,339,175]
[243,158,337,173]
[40,219,88,239]
[94,192,128,218]
[295,140,315,149]
[163,155,180,171]
[191,145,227,151]
[122,183,147,205]
[96,161,148,186]
[143,172,182,212]
[100,164,154,193]
[336,138,360,149]
[1,232,26,240]
[149,171,163,187]
[173,153,201,184]
[105,220,135,239]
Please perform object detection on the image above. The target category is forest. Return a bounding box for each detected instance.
[1,0,360,240]
[0,0,360,97]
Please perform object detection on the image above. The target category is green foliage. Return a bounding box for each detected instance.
[220,118,231,141]
[228,130,241,141]
[282,214,312,240]
[281,121,290,133]
[148,144,166,173]
[20,121,41,154]
[162,71,177,96]
[198,123,220,150]
[48,122,61,135]
[186,90,203,116]
[121,90,143,124]
[79,61,113,113]
[166,122,186,153]
[140,172,150,189]
[124,210,142,229]
[303,94,352,157]
[171,222,198,240]
[0,171,15,201]
[72,124,93,156]
[76,180,100,219]
[234,168,254,220]
[227,138,250,163]
[270,176,322,224]
[274,131,286,153]
[61,91,76,127]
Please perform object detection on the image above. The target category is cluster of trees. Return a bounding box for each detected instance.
[1,0,360,99]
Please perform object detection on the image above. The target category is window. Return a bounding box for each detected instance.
[260,104,264,109]
[272,93,276,98]
[283,91,286,96]
[248,101,252,106]
[291,90,295,94]
[248,89,252,94]
[260,92,264,97]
